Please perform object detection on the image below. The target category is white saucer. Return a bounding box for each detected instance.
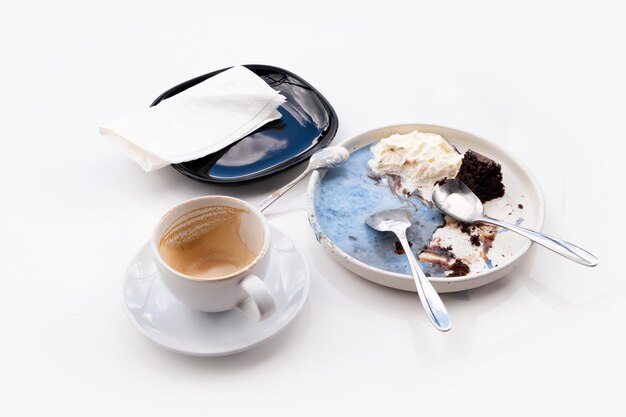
[122,226,310,356]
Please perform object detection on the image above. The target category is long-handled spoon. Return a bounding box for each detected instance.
[259,146,349,212]
[432,178,598,267]
[366,209,451,332]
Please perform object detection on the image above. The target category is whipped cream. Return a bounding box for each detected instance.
[368,130,462,192]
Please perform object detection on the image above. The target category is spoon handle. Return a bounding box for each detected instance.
[396,232,451,332]
[481,216,598,267]
[259,168,311,213]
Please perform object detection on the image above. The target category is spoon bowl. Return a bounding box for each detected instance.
[432,179,484,223]
[365,208,412,233]
[308,146,350,170]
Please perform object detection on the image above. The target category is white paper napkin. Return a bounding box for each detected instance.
[98,66,286,172]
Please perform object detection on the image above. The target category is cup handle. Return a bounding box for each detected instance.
[237,274,276,321]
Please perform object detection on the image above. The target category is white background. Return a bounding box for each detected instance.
[1,0,624,415]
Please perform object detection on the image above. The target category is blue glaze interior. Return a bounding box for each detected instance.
[209,105,325,178]
[315,146,445,276]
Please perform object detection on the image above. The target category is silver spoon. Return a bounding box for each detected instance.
[366,209,451,332]
[432,178,598,267]
[259,146,349,212]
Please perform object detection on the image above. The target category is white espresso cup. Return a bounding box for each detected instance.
[151,195,276,321]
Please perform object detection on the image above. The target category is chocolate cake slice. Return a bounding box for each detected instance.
[456,149,505,202]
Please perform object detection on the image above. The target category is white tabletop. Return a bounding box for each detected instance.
[1,1,623,415]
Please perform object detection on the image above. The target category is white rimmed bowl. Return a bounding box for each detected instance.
[307,124,545,293]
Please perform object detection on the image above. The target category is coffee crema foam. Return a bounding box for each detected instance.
[158,205,257,279]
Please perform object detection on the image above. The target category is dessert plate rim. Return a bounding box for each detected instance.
[307,123,545,293]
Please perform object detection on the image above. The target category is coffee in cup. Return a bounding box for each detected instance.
[152,196,276,321]
[158,205,256,279]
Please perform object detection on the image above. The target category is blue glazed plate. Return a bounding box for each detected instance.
[151,65,338,184]
[307,124,545,293]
